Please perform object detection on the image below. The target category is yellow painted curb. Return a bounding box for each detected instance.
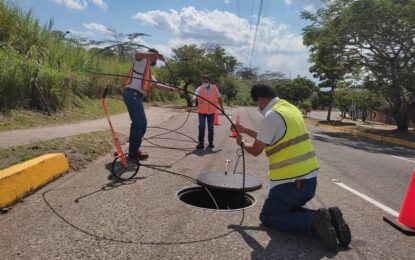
[0,153,69,208]
[305,118,415,149]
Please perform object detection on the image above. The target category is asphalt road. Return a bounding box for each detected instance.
[1,106,414,259]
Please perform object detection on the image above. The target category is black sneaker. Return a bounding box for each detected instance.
[311,208,338,252]
[329,207,351,248]
[196,143,204,149]
[208,143,215,148]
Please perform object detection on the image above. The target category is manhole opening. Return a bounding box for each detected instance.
[177,187,256,210]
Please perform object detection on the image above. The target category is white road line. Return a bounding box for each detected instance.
[333,180,399,217]
[308,132,332,139]
[392,155,415,164]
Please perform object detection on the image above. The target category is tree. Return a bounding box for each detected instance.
[236,67,258,81]
[163,44,207,105]
[205,46,238,81]
[257,71,285,86]
[334,84,384,121]
[159,44,238,106]
[303,0,415,131]
[274,76,317,105]
[302,3,352,121]
[220,76,239,106]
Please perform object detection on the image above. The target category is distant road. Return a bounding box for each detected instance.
[0,107,179,148]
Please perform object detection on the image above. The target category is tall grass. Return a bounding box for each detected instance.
[0,0,178,113]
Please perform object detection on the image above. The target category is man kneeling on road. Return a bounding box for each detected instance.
[232,84,351,251]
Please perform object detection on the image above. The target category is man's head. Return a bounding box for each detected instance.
[148,48,159,66]
[251,84,277,110]
[201,74,210,87]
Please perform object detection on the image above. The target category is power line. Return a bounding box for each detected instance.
[249,0,264,69]
[249,0,254,34]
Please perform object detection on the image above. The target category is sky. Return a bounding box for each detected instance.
[14,0,326,80]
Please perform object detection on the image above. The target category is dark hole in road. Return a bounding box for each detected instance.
[177,186,256,210]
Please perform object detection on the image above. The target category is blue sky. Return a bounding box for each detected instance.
[15,0,325,80]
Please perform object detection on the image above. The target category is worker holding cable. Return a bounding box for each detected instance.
[231,84,351,252]
[123,49,180,160]
[193,74,225,150]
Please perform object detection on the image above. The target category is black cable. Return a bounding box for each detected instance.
[83,42,247,209]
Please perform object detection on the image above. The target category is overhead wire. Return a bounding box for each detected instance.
[83,42,248,209]
[249,0,264,69]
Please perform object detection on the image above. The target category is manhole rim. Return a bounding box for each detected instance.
[176,185,257,212]
[197,172,262,192]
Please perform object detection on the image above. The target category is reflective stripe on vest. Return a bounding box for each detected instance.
[197,85,219,114]
[265,99,319,181]
[123,59,152,96]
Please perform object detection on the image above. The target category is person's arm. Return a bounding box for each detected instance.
[135,52,158,62]
[152,82,180,93]
[192,87,200,101]
[135,52,165,66]
[236,135,266,157]
[232,122,257,139]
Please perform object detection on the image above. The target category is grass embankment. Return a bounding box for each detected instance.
[0,96,129,170]
[0,130,126,170]
[0,97,126,131]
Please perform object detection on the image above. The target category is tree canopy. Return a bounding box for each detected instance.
[302,0,415,131]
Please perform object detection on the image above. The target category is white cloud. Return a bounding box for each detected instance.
[90,0,107,11]
[53,0,107,11]
[133,6,312,77]
[83,22,115,36]
[224,0,230,4]
[133,9,180,33]
[265,53,310,78]
[283,0,323,11]
[53,0,87,10]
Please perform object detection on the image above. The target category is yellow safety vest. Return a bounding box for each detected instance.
[265,99,319,181]
[197,85,219,114]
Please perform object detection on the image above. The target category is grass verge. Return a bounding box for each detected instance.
[0,97,127,131]
[0,131,126,171]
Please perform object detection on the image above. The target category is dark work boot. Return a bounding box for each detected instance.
[208,143,215,148]
[329,207,352,248]
[196,143,204,150]
[311,208,338,252]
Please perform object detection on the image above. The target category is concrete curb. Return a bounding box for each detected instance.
[0,153,69,208]
[305,118,415,149]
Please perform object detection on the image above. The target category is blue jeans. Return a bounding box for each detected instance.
[123,88,147,154]
[198,113,214,144]
[259,177,317,236]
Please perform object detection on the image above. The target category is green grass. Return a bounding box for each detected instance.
[0,96,126,131]
[0,130,126,170]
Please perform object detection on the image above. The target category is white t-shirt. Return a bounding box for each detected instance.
[255,97,318,189]
[194,84,221,99]
[125,58,156,95]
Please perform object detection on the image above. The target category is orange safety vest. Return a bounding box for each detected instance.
[123,59,152,96]
[197,85,219,114]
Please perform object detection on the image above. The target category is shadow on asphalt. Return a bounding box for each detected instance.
[228,224,340,259]
[311,130,415,157]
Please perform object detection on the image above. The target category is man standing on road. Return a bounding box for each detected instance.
[232,84,351,251]
[193,74,225,150]
[123,49,180,160]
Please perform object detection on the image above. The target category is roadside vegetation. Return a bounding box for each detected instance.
[0,97,126,131]
[1,0,413,134]
[0,131,126,170]
[302,0,415,131]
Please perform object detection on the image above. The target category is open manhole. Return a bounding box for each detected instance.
[177,186,256,210]
[197,172,262,192]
